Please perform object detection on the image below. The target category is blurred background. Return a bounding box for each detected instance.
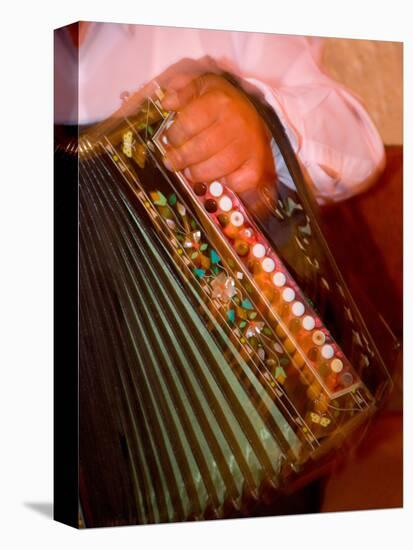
[323,39,403,145]
[316,38,403,513]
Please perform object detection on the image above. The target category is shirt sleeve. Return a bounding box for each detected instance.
[227,35,385,203]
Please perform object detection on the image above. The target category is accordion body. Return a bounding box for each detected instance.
[56,81,394,526]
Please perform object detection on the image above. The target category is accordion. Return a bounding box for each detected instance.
[56,78,394,526]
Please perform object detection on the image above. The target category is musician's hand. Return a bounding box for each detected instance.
[161,74,276,194]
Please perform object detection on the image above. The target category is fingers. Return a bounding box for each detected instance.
[224,160,263,193]
[162,73,223,111]
[162,72,199,93]
[163,121,233,171]
[183,139,245,183]
[159,73,276,197]
[227,164,278,219]
[224,157,277,195]
[164,91,221,147]
[162,75,206,111]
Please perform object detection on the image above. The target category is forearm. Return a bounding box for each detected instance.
[240,75,385,203]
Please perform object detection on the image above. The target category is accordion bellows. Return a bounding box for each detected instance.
[70,83,393,526]
[80,151,294,522]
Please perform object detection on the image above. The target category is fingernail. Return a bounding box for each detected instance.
[184,168,192,180]
[162,89,178,110]
[163,156,173,171]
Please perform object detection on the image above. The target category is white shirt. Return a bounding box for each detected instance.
[54,23,384,202]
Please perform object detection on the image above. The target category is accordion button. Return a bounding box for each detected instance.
[205,198,218,213]
[321,344,334,359]
[331,358,344,373]
[230,211,244,227]
[273,272,286,287]
[302,315,315,331]
[223,224,239,239]
[340,372,354,386]
[282,287,295,302]
[292,301,305,317]
[209,180,224,197]
[194,182,207,196]
[219,196,233,212]
[312,330,326,346]
[217,213,230,226]
[235,241,249,256]
[252,243,266,258]
[262,257,275,272]
[241,228,254,239]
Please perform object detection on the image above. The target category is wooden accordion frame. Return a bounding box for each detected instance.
[55,77,394,527]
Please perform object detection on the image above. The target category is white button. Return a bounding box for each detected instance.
[321,344,334,359]
[209,181,223,197]
[262,257,275,272]
[312,330,326,346]
[331,358,344,373]
[282,288,295,302]
[292,301,305,317]
[252,243,266,258]
[230,211,244,227]
[219,196,232,212]
[273,272,286,287]
[302,315,315,331]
